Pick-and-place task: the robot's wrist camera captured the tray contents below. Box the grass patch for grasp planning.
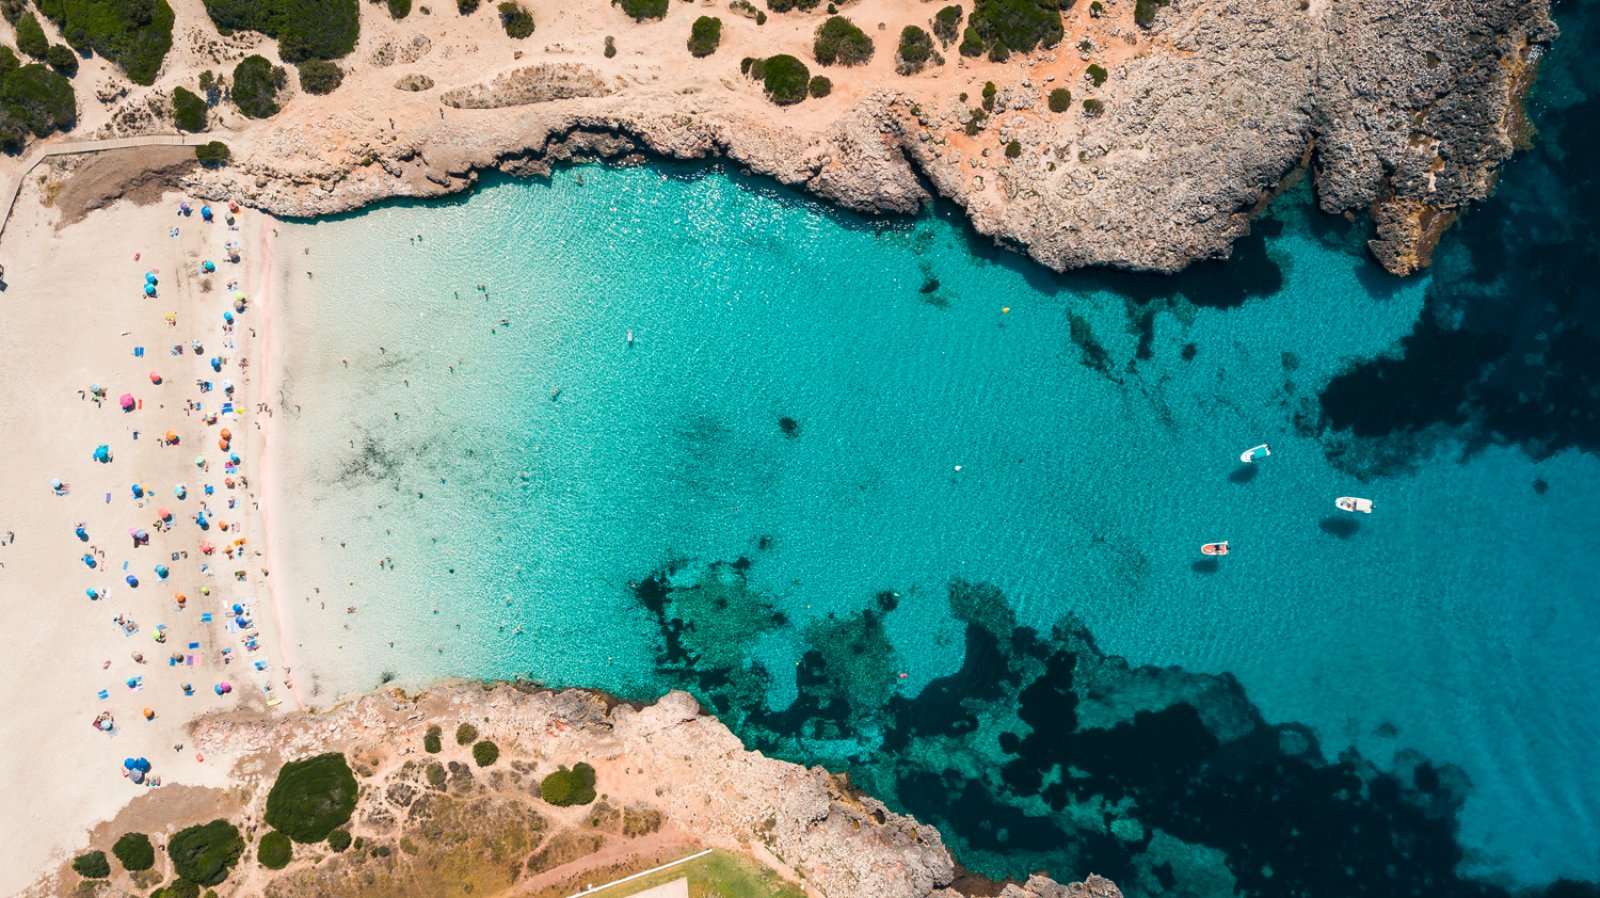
[168,820,242,886]
[113,832,155,872]
[455,722,478,745]
[605,850,804,898]
[264,752,359,843]
[539,762,597,806]
[257,831,292,870]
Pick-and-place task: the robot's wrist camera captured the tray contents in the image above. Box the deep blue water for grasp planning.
[269,4,1600,896]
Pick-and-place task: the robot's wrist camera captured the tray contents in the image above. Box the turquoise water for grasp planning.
[270,13,1600,894]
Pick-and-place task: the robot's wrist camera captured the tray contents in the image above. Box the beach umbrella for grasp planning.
[120,393,135,409]
[134,529,150,543]
[82,554,96,568]
[209,357,222,372]
[233,298,246,312]
[194,456,206,468]
[231,603,243,614]
[76,526,88,541]
[144,284,156,297]
[220,428,232,440]
[125,575,138,587]
[92,445,110,463]
[196,514,209,531]
[157,508,172,521]
[201,206,213,221]
[129,769,145,784]
[123,758,136,770]
[179,202,190,214]
[134,757,150,771]
[199,541,213,554]
[87,588,99,599]
[164,431,178,444]
[228,452,240,465]
[221,380,233,394]
[155,565,169,579]
[131,484,144,498]
[201,260,215,273]
[145,271,157,283]
[175,483,187,499]
[222,311,234,324]
[142,707,154,720]
[149,372,162,384]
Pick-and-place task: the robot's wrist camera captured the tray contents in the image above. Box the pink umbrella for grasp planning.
[157,508,172,521]
[119,393,135,410]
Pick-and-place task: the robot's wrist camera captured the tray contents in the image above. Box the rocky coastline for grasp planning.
[141,0,1557,276]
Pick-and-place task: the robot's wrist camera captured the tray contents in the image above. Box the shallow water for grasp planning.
[270,7,1600,894]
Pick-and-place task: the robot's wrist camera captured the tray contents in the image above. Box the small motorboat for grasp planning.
[1201,542,1230,556]
[626,329,635,348]
[1335,496,1374,514]
[1239,444,1271,463]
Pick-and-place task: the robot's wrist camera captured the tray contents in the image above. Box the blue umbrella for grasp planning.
[201,260,215,273]
[83,554,97,568]
[195,514,209,531]
[231,603,243,614]
[209,357,222,372]
[87,588,100,599]
[155,565,169,579]
[125,575,139,587]
[201,206,213,221]
[75,526,88,541]
[222,311,234,324]
[144,284,156,297]
[133,758,150,772]
[228,452,240,464]
[131,484,144,498]
[93,445,110,463]
[145,271,157,283]
[123,758,136,769]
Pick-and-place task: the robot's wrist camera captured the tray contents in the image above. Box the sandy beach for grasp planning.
[0,182,295,895]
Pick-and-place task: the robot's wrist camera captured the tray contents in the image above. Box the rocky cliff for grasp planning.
[149,0,1553,275]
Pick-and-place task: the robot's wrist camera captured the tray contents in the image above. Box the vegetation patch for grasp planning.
[423,725,442,753]
[808,74,829,98]
[150,880,200,898]
[73,851,111,879]
[14,11,48,57]
[932,4,962,45]
[765,0,819,12]
[812,15,871,66]
[1005,139,1021,158]
[231,54,283,117]
[1082,96,1104,115]
[472,739,500,766]
[113,832,156,872]
[0,63,77,152]
[201,0,359,61]
[1048,86,1071,112]
[1134,0,1170,28]
[964,0,1061,57]
[265,752,359,843]
[386,0,411,17]
[895,24,933,74]
[194,140,229,165]
[45,44,77,74]
[168,819,243,886]
[35,0,173,84]
[539,762,598,806]
[297,58,343,94]
[1086,62,1107,86]
[326,829,352,852]
[497,1,533,37]
[613,0,666,20]
[455,722,478,745]
[687,15,720,57]
[172,85,205,130]
[257,831,292,870]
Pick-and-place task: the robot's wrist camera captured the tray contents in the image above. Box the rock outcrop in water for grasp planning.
[156,0,1554,276]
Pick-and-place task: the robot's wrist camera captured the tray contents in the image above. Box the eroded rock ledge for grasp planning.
[170,0,1553,276]
[176,683,1118,898]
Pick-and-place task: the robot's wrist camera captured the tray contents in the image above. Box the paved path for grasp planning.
[0,133,208,244]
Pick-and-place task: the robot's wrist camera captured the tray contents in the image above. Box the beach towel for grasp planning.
[188,642,200,649]
[200,613,212,623]
[97,689,108,699]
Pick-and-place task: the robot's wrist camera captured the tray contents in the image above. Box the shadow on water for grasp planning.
[1228,465,1260,485]
[1317,516,1361,539]
[1190,558,1222,574]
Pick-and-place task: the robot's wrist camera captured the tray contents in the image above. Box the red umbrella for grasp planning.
[149,372,162,384]
[157,508,172,521]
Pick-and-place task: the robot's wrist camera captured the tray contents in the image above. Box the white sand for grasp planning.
[0,186,295,896]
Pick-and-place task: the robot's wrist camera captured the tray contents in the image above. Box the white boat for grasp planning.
[1239,444,1271,464]
[1201,541,1230,556]
[1335,496,1374,514]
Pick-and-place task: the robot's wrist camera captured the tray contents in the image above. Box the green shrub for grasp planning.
[604,34,615,56]
[113,832,156,872]
[296,58,342,94]
[1133,0,1168,28]
[755,10,765,24]
[987,38,1008,61]
[0,0,22,23]
[812,15,871,66]
[151,880,201,898]
[687,15,720,57]
[765,0,819,11]
[1005,139,1021,158]
[1082,97,1103,115]
[895,25,932,74]
[455,722,478,745]
[257,832,292,870]
[73,851,111,879]
[423,725,442,753]
[201,0,358,61]
[231,54,281,118]
[612,0,665,20]
[539,763,598,806]
[965,0,1060,57]
[457,0,477,10]
[472,740,500,767]
[172,85,205,130]
[45,43,77,74]
[932,4,962,45]
[1047,86,1070,111]
[34,0,174,84]
[15,11,48,57]
[0,63,76,151]
[326,829,352,852]
[981,79,995,110]
[957,25,982,57]
[0,45,18,75]
[759,53,807,105]
[168,820,243,886]
[264,753,359,843]
[497,1,532,37]
[425,762,446,789]
[1086,62,1106,86]
[808,74,829,97]
[194,140,229,165]
[387,0,410,17]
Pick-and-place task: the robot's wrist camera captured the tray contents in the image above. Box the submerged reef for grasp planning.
[633,558,1600,898]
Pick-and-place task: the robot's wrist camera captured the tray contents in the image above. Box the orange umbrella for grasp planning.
[164,431,178,444]
[217,438,229,451]
[219,428,232,440]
